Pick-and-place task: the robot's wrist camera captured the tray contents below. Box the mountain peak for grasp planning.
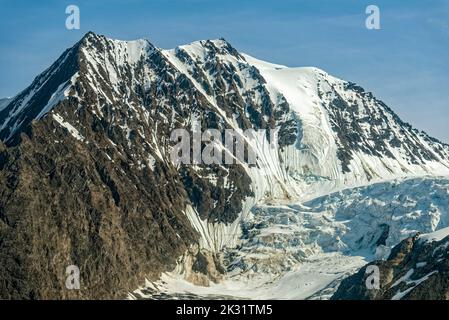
[78,30,107,46]
[2,31,449,300]
[81,30,97,39]
[2,31,449,181]
[79,32,155,58]
[0,32,160,143]
[172,37,244,62]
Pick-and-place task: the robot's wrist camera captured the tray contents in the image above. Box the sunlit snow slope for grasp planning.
[243,54,449,196]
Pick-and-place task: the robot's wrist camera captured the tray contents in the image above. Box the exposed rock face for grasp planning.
[0,92,199,299]
[1,31,449,299]
[0,34,219,299]
[332,230,449,300]
[0,32,285,299]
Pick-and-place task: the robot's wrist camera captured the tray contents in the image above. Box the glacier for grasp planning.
[131,177,449,299]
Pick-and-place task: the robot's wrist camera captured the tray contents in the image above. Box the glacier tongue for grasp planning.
[134,176,449,299]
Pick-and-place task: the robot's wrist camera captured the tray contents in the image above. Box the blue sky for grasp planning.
[1,0,448,141]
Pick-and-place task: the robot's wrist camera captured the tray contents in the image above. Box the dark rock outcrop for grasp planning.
[332,232,449,300]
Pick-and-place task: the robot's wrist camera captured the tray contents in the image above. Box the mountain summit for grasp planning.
[0,32,448,299]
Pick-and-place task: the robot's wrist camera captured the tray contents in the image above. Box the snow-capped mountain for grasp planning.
[0,32,448,299]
